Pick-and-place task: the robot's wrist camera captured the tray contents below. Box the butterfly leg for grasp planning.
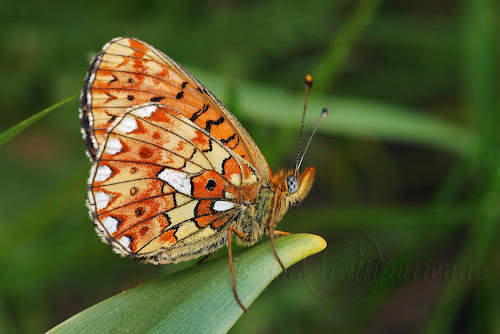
[196,253,211,264]
[269,192,287,272]
[227,226,249,312]
[273,230,291,236]
[269,225,286,272]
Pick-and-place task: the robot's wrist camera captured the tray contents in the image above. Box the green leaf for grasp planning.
[0,94,77,148]
[48,234,326,334]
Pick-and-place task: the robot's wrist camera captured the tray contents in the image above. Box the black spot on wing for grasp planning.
[190,104,209,122]
[205,117,224,133]
[229,136,240,149]
[221,133,236,144]
[205,179,216,191]
[150,96,165,102]
[107,114,117,124]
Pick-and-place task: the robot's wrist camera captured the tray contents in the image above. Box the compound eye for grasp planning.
[286,175,299,194]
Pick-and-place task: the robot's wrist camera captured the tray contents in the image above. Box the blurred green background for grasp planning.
[1,0,499,333]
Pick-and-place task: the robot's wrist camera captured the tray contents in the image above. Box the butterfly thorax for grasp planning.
[233,166,316,245]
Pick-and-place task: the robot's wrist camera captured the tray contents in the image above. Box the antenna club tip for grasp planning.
[305,74,313,87]
[321,108,329,117]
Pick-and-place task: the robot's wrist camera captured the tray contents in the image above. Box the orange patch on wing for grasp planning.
[148,106,176,125]
[106,135,184,168]
[209,123,233,142]
[192,171,227,198]
[139,226,149,236]
[117,214,172,252]
[96,161,163,183]
[128,39,149,57]
[158,66,170,78]
[222,157,240,179]
[242,164,253,179]
[212,215,230,229]
[241,184,258,201]
[101,193,175,233]
[191,130,210,151]
[132,118,147,134]
[139,146,154,159]
[175,140,186,152]
[195,214,219,227]
[158,229,176,244]
[95,179,163,208]
[196,200,213,216]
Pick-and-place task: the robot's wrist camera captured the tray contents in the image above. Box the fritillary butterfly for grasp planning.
[80,37,325,311]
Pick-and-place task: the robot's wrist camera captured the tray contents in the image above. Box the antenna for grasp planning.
[295,74,313,175]
[295,108,328,175]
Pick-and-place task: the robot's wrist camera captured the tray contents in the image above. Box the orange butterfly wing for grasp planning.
[80,37,270,180]
[88,104,261,263]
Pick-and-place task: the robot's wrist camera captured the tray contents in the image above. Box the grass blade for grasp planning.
[0,94,77,147]
[47,234,326,334]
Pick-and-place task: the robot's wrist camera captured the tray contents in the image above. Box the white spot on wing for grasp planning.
[230,174,241,186]
[117,115,138,133]
[102,216,119,233]
[95,165,113,181]
[95,191,111,210]
[134,105,157,118]
[213,201,235,212]
[118,236,132,252]
[157,169,191,195]
[106,138,122,154]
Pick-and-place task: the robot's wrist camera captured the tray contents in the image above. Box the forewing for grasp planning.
[87,104,260,263]
[80,37,269,180]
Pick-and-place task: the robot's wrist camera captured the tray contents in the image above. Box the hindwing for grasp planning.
[87,103,260,263]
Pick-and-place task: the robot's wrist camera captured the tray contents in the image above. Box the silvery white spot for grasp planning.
[118,236,132,252]
[95,165,113,181]
[102,216,119,233]
[213,200,235,212]
[134,105,157,118]
[157,169,191,195]
[117,116,138,133]
[106,138,122,155]
[95,191,111,210]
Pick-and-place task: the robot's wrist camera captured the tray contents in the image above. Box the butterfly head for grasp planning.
[267,167,315,227]
[284,166,316,205]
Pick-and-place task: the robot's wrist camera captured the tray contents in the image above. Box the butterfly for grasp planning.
[80,37,326,311]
